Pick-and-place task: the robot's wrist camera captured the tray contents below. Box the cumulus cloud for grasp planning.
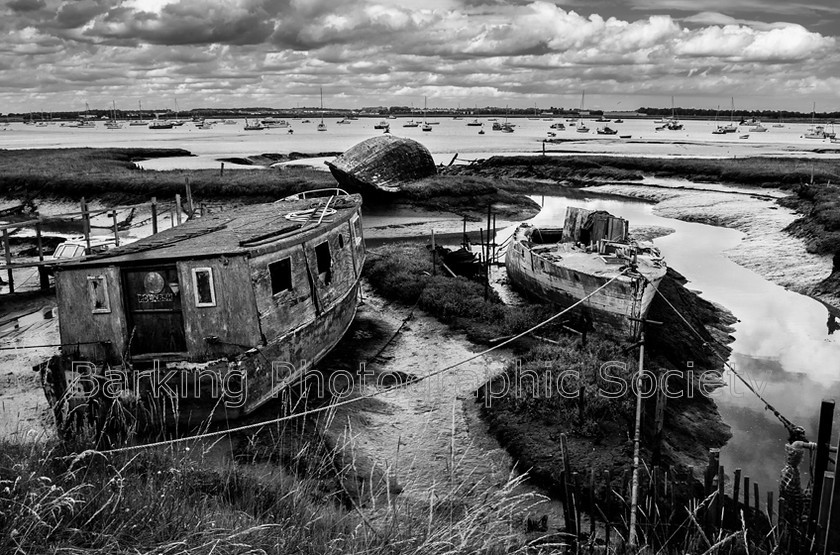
[0,0,837,111]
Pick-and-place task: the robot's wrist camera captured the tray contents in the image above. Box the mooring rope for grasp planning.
[647,278,802,439]
[62,269,630,459]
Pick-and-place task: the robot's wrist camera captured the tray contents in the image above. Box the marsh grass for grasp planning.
[0,147,336,204]
[456,154,840,188]
[363,243,560,343]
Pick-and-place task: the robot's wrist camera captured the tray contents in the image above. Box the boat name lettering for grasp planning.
[137,292,174,303]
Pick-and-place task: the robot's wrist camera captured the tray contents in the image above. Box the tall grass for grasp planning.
[0,406,540,555]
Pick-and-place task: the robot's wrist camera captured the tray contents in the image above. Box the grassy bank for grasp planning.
[444,154,839,189]
[0,148,337,204]
[0,421,532,555]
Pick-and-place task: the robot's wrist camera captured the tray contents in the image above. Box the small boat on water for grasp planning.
[749,123,768,132]
[373,121,390,129]
[505,207,666,337]
[261,118,290,128]
[40,189,366,431]
[596,125,617,135]
[550,122,565,130]
[149,116,174,130]
[466,119,483,126]
[403,120,419,127]
[243,119,264,131]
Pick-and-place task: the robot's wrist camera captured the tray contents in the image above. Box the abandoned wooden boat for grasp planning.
[505,207,666,338]
[325,135,437,194]
[40,189,366,431]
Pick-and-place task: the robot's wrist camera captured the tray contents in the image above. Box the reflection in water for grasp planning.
[528,193,840,493]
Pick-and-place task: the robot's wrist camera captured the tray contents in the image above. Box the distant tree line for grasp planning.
[3,105,838,121]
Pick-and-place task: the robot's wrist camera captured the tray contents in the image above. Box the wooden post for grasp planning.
[808,400,835,540]
[175,194,183,225]
[754,482,760,515]
[185,176,194,217]
[36,220,48,290]
[820,472,835,553]
[462,216,467,247]
[492,213,497,264]
[2,229,13,293]
[431,229,436,276]
[151,197,158,234]
[111,211,120,247]
[220,162,225,177]
[824,434,840,554]
[628,330,645,547]
[767,491,774,525]
[81,197,91,252]
[733,468,742,513]
[36,220,44,262]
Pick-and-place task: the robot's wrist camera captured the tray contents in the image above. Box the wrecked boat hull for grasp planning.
[505,244,662,338]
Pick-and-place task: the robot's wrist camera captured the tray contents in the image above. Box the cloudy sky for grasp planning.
[1,0,838,114]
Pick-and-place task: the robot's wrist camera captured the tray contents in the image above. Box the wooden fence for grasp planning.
[547,399,839,554]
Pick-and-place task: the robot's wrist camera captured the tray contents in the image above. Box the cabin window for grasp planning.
[269,257,293,294]
[315,241,332,284]
[191,267,216,307]
[338,234,345,249]
[87,275,110,314]
[350,215,363,246]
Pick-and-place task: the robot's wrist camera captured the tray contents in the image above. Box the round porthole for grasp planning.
[143,272,165,293]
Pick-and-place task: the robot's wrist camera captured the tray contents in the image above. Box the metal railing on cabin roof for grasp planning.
[275,188,349,202]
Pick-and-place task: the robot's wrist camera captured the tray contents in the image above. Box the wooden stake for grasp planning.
[808,400,835,540]
[175,194,183,225]
[2,229,13,293]
[185,176,194,217]
[36,220,48,290]
[431,229,436,276]
[628,330,645,547]
[733,468,742,513]
[151,197,158,234]
[81,197,91,253]
[111,211,120,246]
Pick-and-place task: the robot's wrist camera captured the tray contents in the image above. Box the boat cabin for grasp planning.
[54,191,365,368]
